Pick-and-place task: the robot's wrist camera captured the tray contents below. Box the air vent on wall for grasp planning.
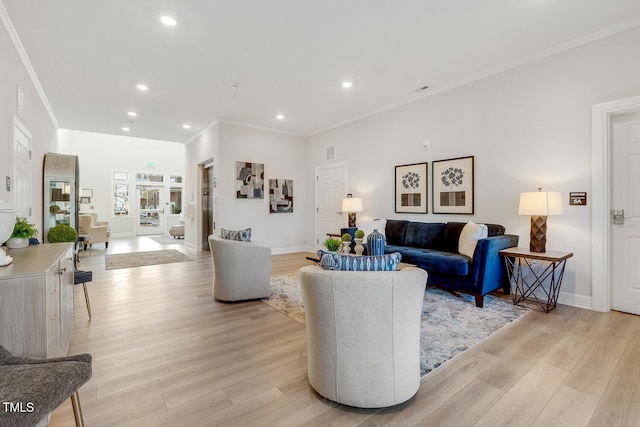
[326,145,335,161]
[414,85,429,93]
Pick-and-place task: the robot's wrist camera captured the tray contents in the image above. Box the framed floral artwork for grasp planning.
[432,156,474,214]
[395,162,428,213]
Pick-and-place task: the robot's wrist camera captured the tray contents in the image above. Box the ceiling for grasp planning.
[3,1,640,143]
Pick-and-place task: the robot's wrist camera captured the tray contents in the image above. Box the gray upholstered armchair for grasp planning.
[208,235,271,301]
[299,265,428,408]
[0,345,92,426]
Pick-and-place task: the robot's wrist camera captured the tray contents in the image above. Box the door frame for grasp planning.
[314,161,347,250]
[591,94,640,312]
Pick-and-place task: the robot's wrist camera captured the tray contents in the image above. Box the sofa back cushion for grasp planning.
[385,220,408,246]
[404,222,446,249]
[485,224,505,236]
[317,250,402,271]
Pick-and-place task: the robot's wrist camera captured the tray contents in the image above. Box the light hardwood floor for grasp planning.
[49,236,640,426]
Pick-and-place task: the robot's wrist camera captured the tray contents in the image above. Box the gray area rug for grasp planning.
[148,235,184,245]
[263,272,529,377]
[105,249,193,270]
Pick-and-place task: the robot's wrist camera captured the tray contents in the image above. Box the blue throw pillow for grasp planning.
[317,250,401,271]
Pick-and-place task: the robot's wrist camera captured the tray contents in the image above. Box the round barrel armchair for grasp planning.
[299,265,428,408]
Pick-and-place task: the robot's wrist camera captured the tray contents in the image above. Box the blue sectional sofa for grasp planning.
[380,220,519,307]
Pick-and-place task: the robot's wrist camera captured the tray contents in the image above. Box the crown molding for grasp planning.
[0,2,59,129]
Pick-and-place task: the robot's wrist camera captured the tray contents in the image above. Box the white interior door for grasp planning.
[12,118,32,219]
[611,111,640,315]
[136,185,164,235]
[315,163,346,250]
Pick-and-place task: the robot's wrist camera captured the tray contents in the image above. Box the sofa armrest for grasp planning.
[471,234,519,295]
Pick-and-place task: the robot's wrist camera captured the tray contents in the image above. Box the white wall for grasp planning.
[57,129,185,236]
[305,26,640,309]
[186,122,307,253]
[0,13,58,237]
[184,122,219,250]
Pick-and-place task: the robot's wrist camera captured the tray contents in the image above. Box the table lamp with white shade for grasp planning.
[341,195,363,228]
[518,188,563,253]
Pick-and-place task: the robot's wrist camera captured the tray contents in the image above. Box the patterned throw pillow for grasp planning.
[317,250,401,271]
[220,227,252,242]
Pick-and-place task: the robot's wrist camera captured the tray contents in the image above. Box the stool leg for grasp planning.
[70,390,85,427]
[82,282,92,319]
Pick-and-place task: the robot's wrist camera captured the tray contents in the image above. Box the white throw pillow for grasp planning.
[357,219,387,239]
[458,221,488,258]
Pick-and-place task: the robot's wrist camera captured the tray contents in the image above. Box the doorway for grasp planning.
[591,94,640,313]
[315,162,347,250]
[136,185,164,235]
[610,111,640,314]
[202,163,214,251]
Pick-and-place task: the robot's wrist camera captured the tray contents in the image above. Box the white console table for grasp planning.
[0,243,75,357]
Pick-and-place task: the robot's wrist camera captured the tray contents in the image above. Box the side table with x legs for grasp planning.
[499,248,573,312]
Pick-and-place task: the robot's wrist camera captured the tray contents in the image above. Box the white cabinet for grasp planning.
[0,243,75,357]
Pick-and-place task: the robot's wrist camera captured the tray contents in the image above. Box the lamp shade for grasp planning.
[518,191,563,216]
[341,197,363,213]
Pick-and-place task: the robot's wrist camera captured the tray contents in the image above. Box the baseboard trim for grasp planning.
[558,291,592,310]
[271,246,315,255]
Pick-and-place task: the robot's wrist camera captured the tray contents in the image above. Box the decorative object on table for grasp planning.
[341,233,352,254]
[367,228,386,256]
[269,178,293,213]
[341,194,363,227]
[322,236,342,252]
[47,223,78,244]
[7,216,38,249]
[235,161,264,199]
[432,156,474,214]
[395,162,428,213]
[0,201,16,266]
[518,188,563,253]
[354,229,365,255]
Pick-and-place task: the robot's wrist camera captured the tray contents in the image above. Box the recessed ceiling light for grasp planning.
[342,81,353,88]
[122,127,130,132]
[182,124,191,129]
[136,84,149,91]
[127,111,137,117]
[276,114,285,120]
[160,16,177,26]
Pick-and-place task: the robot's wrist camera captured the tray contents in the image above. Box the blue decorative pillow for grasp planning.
[220,227,251,242]
[317,250,401,271]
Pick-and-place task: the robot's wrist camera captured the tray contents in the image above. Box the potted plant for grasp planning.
[322,236,342,252]
[341,233,352,254]
[354,229,365,255]
[47,224,78,244]
[7,217,38,249]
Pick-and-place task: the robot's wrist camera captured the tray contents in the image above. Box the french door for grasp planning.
[135,185,164,235]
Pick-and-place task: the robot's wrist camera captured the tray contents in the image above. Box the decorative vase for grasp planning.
[354,238,364,256]
[342,242,351,254]
[7,237,29,249]
[367,229,385,256]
